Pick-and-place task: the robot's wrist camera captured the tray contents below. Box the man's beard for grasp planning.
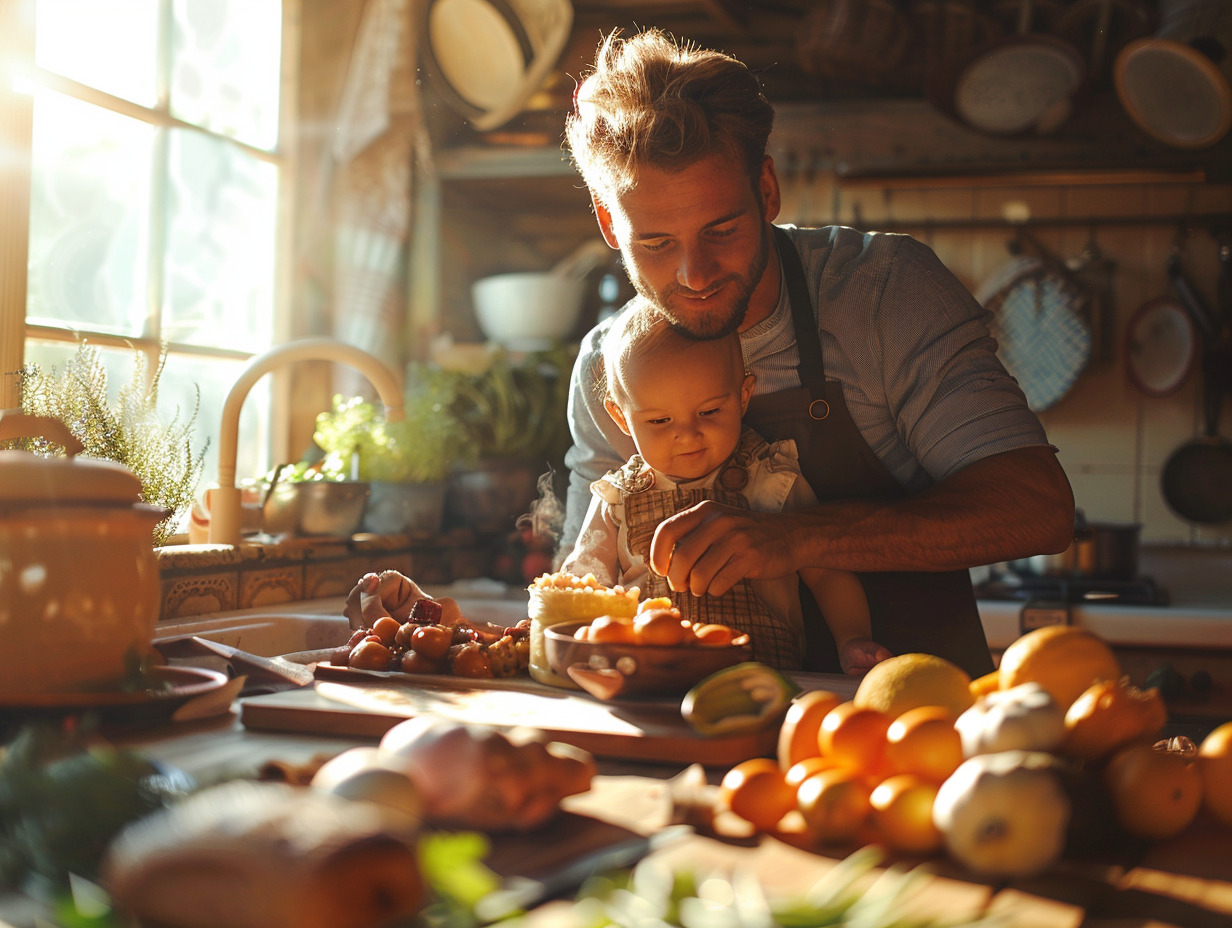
[628,221,772,341]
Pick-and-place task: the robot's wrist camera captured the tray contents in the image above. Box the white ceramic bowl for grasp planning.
[472,271,585,350]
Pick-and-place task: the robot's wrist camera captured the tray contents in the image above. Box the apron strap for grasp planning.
[773,226,829,408]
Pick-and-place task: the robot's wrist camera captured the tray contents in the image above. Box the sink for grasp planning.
[154,582,531,659]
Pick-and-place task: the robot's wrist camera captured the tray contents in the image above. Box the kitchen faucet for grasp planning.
[208,337,405,545]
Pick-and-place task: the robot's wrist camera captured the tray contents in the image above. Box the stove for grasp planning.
[974,573,1170,607]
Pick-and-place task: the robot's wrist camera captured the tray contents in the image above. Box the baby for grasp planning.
[561,300,890,674]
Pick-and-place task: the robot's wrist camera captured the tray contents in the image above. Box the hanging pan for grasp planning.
[1160,239,1232,524]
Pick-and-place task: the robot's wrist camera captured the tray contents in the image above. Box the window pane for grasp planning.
[34,0,160,107]
[170,0,282,150]
[163,128,278,351]
[26,90,154,336]
[165,352,272,493]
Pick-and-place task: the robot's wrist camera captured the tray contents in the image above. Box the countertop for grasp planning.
[4,685,1232,928]
[977,597,1232,651]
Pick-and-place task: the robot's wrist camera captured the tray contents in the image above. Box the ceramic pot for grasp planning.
[0,413,165,696]
[361,481,447,536]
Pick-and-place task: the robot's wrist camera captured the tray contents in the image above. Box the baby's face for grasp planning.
[607,337,753,482]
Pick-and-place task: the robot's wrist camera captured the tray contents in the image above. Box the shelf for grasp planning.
[435,145,576,180]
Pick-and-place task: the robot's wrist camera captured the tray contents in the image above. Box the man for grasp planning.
[559,28,1074,676]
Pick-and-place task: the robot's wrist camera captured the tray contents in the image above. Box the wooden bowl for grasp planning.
[542,622,752,701]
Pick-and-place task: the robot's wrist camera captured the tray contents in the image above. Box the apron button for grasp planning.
[809,399,830,420]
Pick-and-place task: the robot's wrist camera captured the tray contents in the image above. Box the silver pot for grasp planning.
[1010,520,1141,581]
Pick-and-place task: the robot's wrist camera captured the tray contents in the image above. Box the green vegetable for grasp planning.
[0,724,194,894]
[681,662,800,737]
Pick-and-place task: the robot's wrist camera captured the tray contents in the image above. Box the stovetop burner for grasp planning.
[974,573,1170,606]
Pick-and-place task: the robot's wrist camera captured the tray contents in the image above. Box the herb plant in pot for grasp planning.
[312,385,474,536]
[425,345,574,536]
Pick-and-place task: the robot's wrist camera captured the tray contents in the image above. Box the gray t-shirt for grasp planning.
[560,224,1049,549]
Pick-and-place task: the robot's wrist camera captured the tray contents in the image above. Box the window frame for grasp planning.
[0,0,300,468]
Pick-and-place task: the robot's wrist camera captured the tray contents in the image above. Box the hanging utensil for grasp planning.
[1160,238,1232,524]
[1125,296,1198,397]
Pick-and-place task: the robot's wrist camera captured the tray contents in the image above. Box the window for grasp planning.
[1,0,292,526]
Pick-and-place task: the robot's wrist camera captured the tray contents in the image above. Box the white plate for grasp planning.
[1125,296,1197,397]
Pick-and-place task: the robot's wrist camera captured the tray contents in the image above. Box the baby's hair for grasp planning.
[595,298,746,406]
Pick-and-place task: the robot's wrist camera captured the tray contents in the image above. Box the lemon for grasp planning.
[681,662,800,737]
[853,653,974,718]
[998,626,1121,712]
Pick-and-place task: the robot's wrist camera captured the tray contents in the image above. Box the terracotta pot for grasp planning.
[0,414,165,696]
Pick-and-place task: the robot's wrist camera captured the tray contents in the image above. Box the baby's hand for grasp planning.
[838,638,894,675]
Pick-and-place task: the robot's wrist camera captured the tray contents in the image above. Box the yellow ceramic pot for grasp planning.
[0,414,165,696]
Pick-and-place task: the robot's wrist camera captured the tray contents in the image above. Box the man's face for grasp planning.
[594,152,781,338]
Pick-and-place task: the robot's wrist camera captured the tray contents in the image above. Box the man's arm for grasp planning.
[649,444,1075,597]
[559,319,635,554]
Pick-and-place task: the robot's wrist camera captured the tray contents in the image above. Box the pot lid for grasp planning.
[0,451,144,507]
[1115,38,1232,149]
[1125,296,1197,397]
[0,412,143,506]
[953,34,1086,135]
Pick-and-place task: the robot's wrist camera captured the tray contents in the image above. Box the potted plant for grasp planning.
[8,343,207,546]
[311,380,474,536]
[420,344,575,537]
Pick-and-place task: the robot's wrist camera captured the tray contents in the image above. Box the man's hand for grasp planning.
[647,447,1075,598]
[648,501,798,596]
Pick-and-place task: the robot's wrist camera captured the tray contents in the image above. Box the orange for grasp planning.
[1061,677,1168,761]
[588,615,636,644]
[1104,739,1203,839]
[819,701,891,778]
[784,754,842,790]
[633,609,690,646]
[884,706,964,783]
[970,669,1000,698]
[796,766,872,845]
[852,653,973,718]
[776,689,844,770]
[1197,721,1232,828]
[869,773,944,855]
[998,626,1122,712]
[693,623,736,646]
[718,757,797,832]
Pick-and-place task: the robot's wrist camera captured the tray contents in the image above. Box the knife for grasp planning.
[163,637,317,688]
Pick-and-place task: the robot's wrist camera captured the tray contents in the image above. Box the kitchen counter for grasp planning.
[977,598,1232,651]
[4,684,1232,928]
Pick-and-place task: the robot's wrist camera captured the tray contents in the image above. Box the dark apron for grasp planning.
[742,227,995,677]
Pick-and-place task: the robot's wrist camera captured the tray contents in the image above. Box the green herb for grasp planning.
[563,847,1007,928]
[313,386,474,485]
[417,345,575,465]
[10,343,207,546]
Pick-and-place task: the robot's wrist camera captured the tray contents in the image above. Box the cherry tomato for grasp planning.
[410,624,453,661]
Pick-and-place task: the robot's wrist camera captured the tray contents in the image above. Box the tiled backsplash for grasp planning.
[154,530,494,622]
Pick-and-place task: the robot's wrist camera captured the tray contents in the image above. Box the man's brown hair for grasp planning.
[565,28,775,203]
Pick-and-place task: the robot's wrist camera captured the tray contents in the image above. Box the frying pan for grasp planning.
[1161,240,1232,524]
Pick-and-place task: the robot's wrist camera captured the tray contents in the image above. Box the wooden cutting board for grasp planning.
[239,666,826,766]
